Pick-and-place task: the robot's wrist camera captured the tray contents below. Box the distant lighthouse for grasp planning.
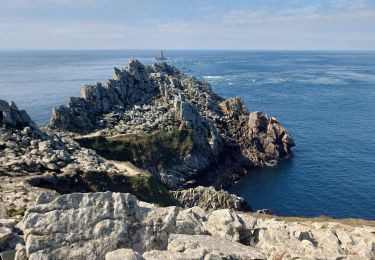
[155,50,167,61]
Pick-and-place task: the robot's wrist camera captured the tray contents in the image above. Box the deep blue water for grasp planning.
[1,50,374,219]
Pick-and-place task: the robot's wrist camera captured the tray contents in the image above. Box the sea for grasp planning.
[0,50,374,219]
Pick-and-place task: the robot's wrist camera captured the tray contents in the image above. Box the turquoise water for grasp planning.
[1,50,374,219]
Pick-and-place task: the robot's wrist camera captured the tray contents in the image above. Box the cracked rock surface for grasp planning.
[20,192,375,260]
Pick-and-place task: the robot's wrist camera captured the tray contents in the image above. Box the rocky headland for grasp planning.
[48,59,295,189]
[1,59,374,259]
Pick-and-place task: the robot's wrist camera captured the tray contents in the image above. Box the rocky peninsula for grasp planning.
[49,59,295,189]
[1,59,374,259]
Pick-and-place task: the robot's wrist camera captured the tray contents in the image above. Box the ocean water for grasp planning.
[1,50,374,219]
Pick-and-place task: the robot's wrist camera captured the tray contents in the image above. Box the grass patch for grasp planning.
[29,170,178,207]
[84,171,178,207]
[77,130,194,170]
[8,206,27,217]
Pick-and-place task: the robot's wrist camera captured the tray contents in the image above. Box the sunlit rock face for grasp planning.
[21,192,375,260]
[49,59,295,188]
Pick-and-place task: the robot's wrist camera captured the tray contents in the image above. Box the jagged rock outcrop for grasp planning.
[48,59,295,188]
[0,101,123,175]
[0,100,35,128]
[0,100,141,216]
[220,97,295,166]
[21,192,375,260]
[50,59,158,133]
[0,101,248,217]
[172,186,251,211]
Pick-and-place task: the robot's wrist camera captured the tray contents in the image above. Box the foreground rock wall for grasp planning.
[20,192,375,260]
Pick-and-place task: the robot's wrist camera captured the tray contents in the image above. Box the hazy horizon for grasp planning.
[1,0,374,51]
[1,49,375,52]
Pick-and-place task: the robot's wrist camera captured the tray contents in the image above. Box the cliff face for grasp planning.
[49,59,295,188]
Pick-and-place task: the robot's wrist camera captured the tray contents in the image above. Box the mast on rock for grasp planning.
[155,50,167,61]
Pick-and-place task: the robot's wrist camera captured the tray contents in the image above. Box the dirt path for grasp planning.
[109,160,147,176]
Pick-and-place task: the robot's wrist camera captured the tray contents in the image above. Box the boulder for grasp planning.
[172,186,251,212]
[219,97,249,116]
[203,209,244,242]
[105,248,143,260]
[0,227,12,249]
[0,204,8,218]
[0,100,10,112]
[22,192,179,259]
[0,250,16,260]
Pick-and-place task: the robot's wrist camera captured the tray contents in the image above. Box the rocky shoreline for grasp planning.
[1,59,374,259]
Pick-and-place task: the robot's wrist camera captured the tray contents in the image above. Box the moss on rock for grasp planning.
[77,130,194,170]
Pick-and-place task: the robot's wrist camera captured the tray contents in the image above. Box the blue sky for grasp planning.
[0,0,374,50]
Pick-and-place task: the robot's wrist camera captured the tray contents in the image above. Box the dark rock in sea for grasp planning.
[256,209,272,215]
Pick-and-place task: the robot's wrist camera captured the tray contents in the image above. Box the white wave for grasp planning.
[203,75,223,79]
[265,160,278,167]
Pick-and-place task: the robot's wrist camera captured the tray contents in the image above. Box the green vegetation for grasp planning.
[8,206,27,217]
[84,171,178,207]
[77,130,194,169]
[72,130,193,206]
[32,169,178,207]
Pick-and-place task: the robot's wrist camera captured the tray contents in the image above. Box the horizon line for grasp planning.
[0,48,375,52]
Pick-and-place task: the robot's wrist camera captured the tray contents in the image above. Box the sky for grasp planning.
[0,0,374,50]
